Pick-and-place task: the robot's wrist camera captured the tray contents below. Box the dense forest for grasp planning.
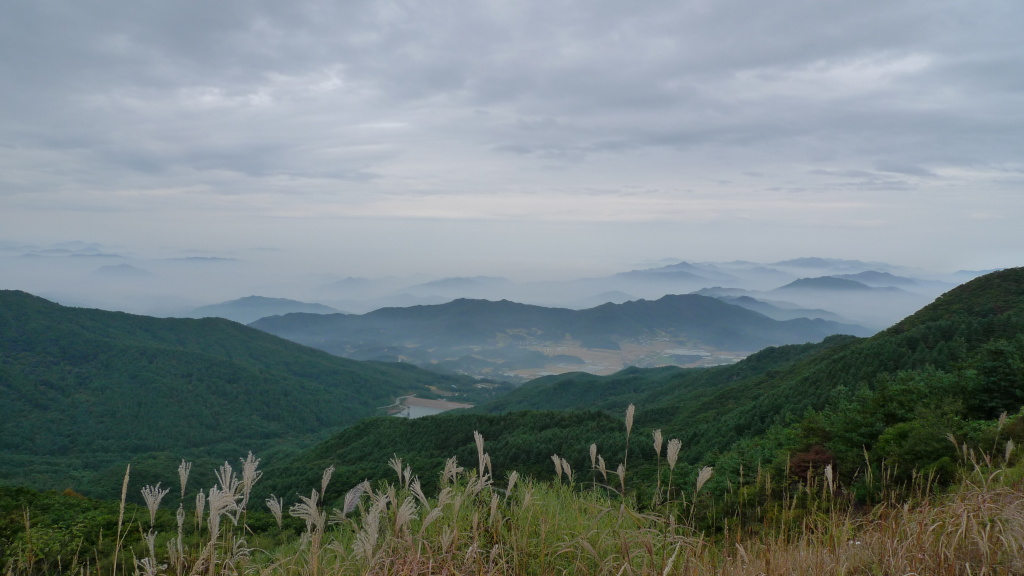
[0,290,506,498]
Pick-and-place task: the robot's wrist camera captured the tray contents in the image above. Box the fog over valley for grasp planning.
[0,240,970,322]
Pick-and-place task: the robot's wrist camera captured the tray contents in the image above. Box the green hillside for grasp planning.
[286,268,1024,502]
[0,290,495,497]
[260,410,631,501]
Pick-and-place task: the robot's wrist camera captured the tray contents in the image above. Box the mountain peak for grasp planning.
[776,277,873,291]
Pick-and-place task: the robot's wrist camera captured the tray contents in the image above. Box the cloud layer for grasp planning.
[1,0,1022,276]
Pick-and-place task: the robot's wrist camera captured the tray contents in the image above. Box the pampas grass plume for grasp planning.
[195,490,206,529]
[266,495,284,528]
[321,465,335,496]
[141,483,170,528]
[552,454,563,480]
[667,439,682,470]
[695,466,714,494]
[178,460,192,499]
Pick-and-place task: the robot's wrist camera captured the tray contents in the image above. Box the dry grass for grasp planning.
[6,414,1024,576]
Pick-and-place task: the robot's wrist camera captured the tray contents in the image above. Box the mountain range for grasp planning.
[188,295,341,324]
[2,243,968,326]
[265,266,1024,497]
[250,294,872,380]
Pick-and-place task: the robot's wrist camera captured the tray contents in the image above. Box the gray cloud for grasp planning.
[1,0,1022,279]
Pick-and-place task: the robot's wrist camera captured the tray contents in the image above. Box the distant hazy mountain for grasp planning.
[712,295,852,323]
[404,276,515,299]
[771,257,889,272]
[950,269,1004,282]
[91,263,154,278]
[832,270,920,287]
[776,277,877,291]
[693,274,937,330]
[766,276,933,329]
[571,290,637,309]
[251,295,871,379]
[190,295,340,324]
[618,261,740,284]
[293,257,968,320]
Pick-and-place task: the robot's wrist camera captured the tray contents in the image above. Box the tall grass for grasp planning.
[4,407,1023,575]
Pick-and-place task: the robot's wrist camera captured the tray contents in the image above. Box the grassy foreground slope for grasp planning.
[0,290,491,496]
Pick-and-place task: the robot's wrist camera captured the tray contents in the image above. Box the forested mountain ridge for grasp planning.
[251,294,870,379]
[472,267,1024,462]
[285,268,1024,499]
[0,290,493,496]
[254,294,869,350]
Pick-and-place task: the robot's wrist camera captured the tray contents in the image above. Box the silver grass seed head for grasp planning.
[207,485,241,538]
[420,506,444,535]
[141,483,170,528]
[389,456,404,484]
[489,492,500,525]
[178,460,192,499]
[394,496,418,535]
[240,453,262,496]
[166,540,178,567]
[343,481,371,516]
[506,470,519,496]
[474,430,485,477]
[289,489,325,534]
[215,462,239,497]
[590,443,598,468]
[135,556,164,576]
[695,466,714,494]
[144,529,157,559]
[551,454,563,480]
[667,439,682,470]
[625,404,636,437]
[442,456,463,485]
[266,495,284,528]
[410,477,428,506]
[194,490,206,528]
[653,429,663,457]
[321,465,335,496]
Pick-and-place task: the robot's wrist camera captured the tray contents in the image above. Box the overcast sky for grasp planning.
[1,0,1022,280]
